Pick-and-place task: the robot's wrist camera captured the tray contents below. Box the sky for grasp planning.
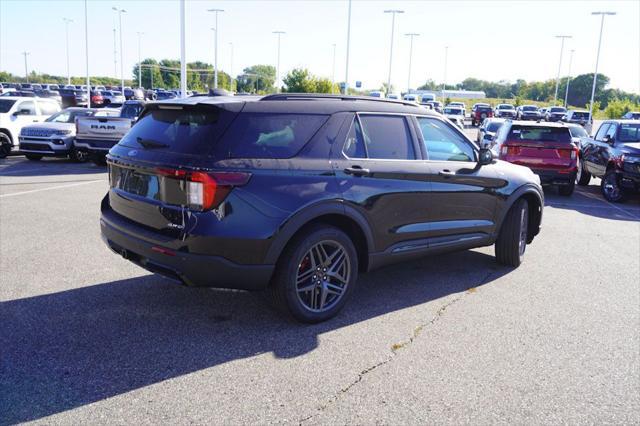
[1,0,639,94]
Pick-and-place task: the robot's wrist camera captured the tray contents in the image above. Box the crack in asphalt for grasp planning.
[298,269,498,424]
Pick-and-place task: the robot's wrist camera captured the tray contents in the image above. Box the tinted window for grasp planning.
[594,124,610,141]
[550,107,566,113]
[568,125,588,138]
[417,117,475,162]
[477,106,492,112]
[216,113,328,159]
[486,122,503,132]
[522,106,537,111]
[618,123,640,142]
[120,107,238,155]
[508,126,571,143]
[121,103,144,119]
[571,112,589,119]
[444,107,463,115]
[38,101,59,116]
[358,115,415,160]
[343,119,366,158]
[0,99,16,113]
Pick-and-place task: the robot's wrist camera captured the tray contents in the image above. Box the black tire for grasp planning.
[495,199,528,267]
[92,155,107,166]
[0,132,12,159]
[25,154,42,161]
[69,148,89,163]
[558,180,575,196]
[268,225,359,323]
[601,169,626,203]
[576,158,591,186]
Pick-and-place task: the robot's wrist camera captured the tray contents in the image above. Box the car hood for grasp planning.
[20,121,74,136]
[620,142,640,154]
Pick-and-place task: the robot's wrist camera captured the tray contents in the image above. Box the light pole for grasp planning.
[136,32,144,88]
[553,35,572,104]
[588,11,616,124]
[229,42,234,91]
[384,9,404,96]
[21,52,30,82]
[273,31,285,93]
[112,6,126,91]
[344,0,352,94]
[207,8,224,89]
[112,9,117,77]
[564,49,575,108]
[331,43,336,92]
[84,0,90,108]
[180,0,187,97]
[405,33,419,93]
[63,18,73,85]
[442,46,449,104]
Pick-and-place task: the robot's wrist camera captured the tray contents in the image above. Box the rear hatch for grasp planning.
[106,101,246,231]
[500,125,577,170]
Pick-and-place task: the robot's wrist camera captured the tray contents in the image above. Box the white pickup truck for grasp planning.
[74,100,145,164]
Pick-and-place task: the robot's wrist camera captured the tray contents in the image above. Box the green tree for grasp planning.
[283,68,317,93]
[236,65,276,93]
[314,77,337,94]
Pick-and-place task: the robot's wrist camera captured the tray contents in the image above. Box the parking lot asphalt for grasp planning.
[1,134,639,424]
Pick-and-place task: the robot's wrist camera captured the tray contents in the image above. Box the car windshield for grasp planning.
[498,105,514,110]
[550,107,566,113]
[508,126,571,143]
[487,122,503,132]
[46,109,93,123]
[523,106,537,111]
[618,123,640,142]
[0,99,16,113]
[444,108,462,115]
[571,112,589,119]
[568,125,588,138]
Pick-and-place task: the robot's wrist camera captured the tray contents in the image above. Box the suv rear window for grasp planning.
[619,123,640,142]
[215,113,328,159]
[571,112,589,119]
[477,106,492,112]
[508,126,571,143]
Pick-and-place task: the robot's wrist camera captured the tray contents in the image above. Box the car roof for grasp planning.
[605,119,640,124]
[150,94,436,115]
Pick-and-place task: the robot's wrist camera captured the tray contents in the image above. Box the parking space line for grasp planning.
[0,180,104,198]
[576,188,640,220]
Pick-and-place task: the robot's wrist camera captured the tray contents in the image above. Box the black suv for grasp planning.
[100,94,544,322]
[578,120,640,202]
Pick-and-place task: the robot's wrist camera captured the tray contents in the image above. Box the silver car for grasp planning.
[102,90,126,107]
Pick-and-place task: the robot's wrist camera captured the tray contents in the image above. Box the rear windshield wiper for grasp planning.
[136,137,169,149]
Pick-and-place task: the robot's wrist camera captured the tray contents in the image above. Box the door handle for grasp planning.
[344,166,370,176]
[439,169,455,177]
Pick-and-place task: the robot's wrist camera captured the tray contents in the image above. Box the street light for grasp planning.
[180,0,186,97]
[331,43,336,92]
[63,18,73,85]
[564,49,575,108]
[112,6,126,92]
[588,11,616,125]
[84,0,90,108]
[344,0,352,94]
[111,9,117,77]
[405,33,419,93]
[553,35,572,104]
[207,8,224,89]
[384,9,404,96]
[273,31,285,93]
[442,46,449,104]
[229,42,234,91]
[21,51,30,82]
[136,32,144,88]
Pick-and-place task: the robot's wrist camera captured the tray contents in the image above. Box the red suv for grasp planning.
[471,105,494,126]
[492,121,578,196]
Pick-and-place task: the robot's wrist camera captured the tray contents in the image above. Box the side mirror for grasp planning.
[13,109,30,116]
[478,148,494,166]
[603,135,614,145]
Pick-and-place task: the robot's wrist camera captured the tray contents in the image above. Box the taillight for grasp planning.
[157,168,251,211]
[500,145,520,157]
[557,148,578,160]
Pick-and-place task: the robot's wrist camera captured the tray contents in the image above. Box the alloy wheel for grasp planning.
[519,208,528,257]
[295,240,351,313]
[603,173,621,201]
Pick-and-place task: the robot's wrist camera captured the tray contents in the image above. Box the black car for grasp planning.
[577,120,640,202]
[58,88,88,108]
[545,106,566,122]
[100,93,544,322]
[517,105,541,121]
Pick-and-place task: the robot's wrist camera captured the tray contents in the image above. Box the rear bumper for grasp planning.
[531,169,576,185]
[74,138,119,152]
[100,205,274,291]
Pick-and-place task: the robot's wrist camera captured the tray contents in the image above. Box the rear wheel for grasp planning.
[601,169,626,203]
[576,158,591,186]
[92,154,107,166]
[558,180,575,196]
[269,225,358,323]
[0,132,11,159]
[70,148,89,163]
[25,154,42,161]
[495,199,528,267]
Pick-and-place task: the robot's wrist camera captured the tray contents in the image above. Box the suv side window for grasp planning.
[416,116,475,162]
[595,123,610,142]
[605,123,617,140]
[356,114,415,160]
[38,101,59,116]
[343,118,367,158]
[17,100,36,115]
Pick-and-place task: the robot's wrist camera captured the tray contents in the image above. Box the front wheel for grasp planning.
[558,180,575,196]
[0,133,11,159]
[269,225,358,323]
[576,159,591,186]
[601,170,626,203]
[495,199,529,267]
[70,148,89,163]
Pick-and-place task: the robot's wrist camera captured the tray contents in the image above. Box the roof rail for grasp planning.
[260,93,420,108]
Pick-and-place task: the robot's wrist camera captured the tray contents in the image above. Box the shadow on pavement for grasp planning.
[543,183,640,222]
[0,157,106,177]
[1,249,509,424]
